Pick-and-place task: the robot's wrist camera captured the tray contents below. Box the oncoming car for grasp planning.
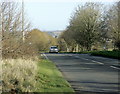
[49,46,58,53]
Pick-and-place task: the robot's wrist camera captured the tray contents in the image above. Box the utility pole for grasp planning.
[22,0,25,42]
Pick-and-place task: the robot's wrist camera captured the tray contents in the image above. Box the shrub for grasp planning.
[2,59,38,92]
[115,40,120,50]
[91,51,120,59]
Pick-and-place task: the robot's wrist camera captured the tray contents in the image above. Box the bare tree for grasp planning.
[104,2,120,50]
[0,1,31,59]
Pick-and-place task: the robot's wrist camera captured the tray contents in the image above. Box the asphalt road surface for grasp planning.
[44,53,120,94]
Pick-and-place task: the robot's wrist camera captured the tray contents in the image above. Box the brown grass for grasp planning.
[2,58,38,92]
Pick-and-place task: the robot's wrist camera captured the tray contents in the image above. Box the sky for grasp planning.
[24,0,115,31]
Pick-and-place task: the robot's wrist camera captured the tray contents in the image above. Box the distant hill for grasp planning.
[45,30,63,38]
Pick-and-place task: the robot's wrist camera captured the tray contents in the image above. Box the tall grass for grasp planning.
[2,59,38,92]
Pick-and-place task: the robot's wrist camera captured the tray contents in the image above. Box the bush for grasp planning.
[91,51,120,59]
[2,31,38,59]
[115,40,120,50]
[26,29,57,52]
[2,29,57,59]
[2,59,38,92]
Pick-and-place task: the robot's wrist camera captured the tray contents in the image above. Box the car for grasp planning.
[49,46,58,53]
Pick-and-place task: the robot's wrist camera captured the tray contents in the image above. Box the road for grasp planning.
[44,53,120,94]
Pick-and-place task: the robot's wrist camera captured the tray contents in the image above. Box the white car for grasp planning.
[49,46,58,53]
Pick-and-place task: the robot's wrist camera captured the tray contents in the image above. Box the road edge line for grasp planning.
[43,53,49,60]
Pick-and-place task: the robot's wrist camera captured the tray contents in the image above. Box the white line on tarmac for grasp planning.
[110,66,120,70]
[83,58,89,60]
[43,53,49,60]
[91,60,104,65]
[84,63,96,64]
[73,55,104,65]
[74,56,120,70]
[75,56,80,58]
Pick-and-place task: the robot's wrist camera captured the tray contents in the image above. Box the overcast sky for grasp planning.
[24,0,115,31]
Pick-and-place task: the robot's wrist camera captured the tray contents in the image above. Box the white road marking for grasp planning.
[83,58,89,60]
[75,56,104,65]
[75,56,80,58]
[70,55,120,70]
[96,62,104,65]
[81,57,120,70]
[85,63,96,64]
[91,60,104,65]
[43,53,49,60]
[110,66,120,70]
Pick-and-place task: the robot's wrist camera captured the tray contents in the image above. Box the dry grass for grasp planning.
[2,58,38,93]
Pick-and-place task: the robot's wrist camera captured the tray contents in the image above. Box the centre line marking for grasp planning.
[81,58,89,60]
[110,66,120,70]
[75,56,80,58]
[96,62,104,65]
[91,60,104,65]
[83,58,89,60]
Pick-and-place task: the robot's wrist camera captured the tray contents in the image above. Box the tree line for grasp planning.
[0,1,57,59]
[58,2,120,52]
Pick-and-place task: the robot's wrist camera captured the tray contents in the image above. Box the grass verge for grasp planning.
[35,60,74,92]
[2,58,74,93]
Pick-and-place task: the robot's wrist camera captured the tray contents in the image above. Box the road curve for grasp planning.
[44,53,120,94]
